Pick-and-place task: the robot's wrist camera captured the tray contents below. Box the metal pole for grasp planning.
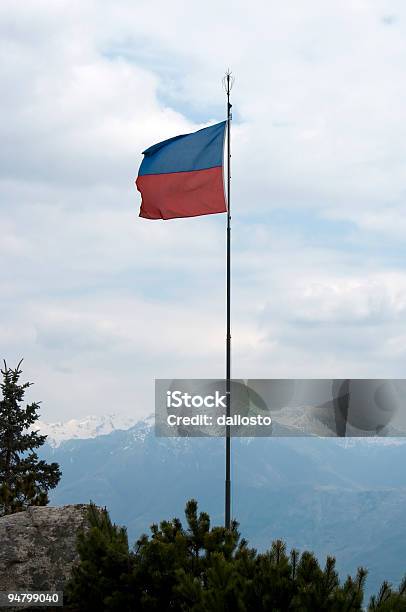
[224,71,233,530]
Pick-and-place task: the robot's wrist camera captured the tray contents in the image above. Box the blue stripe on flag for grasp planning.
[138,121,226,176]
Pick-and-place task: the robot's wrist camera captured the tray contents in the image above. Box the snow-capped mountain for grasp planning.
[35,413,153,447]
[270,404,406,442]
[35,407,406,448]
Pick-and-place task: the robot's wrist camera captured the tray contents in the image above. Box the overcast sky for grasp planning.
[1,0,406,422]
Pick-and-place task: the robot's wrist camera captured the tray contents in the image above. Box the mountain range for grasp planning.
[35,414,141,447]
[38,415,406,600]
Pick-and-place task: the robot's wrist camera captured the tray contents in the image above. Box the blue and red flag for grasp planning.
[136,122,227,220]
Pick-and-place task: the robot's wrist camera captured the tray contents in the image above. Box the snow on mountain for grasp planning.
[35,414,153,447]
[33,407,406,448]
[271,404,406,444]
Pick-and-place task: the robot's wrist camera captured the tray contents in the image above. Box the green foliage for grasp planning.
[0,360,61,516]
[66,499,406,611]
[66,503,135,611]
[368,576,406,611]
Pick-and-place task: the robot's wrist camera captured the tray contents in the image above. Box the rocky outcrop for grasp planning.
[0,504,89,593]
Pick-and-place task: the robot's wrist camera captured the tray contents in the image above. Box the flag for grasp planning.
[136,121,227,220]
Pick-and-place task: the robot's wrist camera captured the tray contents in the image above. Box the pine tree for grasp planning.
[0,360,61,516]
[368,577,406,611]
[65,503,135,612]
[66,500,406,611]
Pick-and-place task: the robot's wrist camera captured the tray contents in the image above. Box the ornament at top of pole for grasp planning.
[222,70,234,118]
[222,70,235,100]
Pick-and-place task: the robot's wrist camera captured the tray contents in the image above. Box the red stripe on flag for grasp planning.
[136,166,226,220]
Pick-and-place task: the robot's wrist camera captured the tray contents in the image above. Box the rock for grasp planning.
[0,504,90,594]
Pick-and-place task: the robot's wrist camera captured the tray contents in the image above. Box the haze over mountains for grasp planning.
[39,415,406,600]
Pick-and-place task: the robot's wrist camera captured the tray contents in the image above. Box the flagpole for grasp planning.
[223,71,233,530]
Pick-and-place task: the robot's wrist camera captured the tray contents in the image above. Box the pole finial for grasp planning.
[222,70,235,95]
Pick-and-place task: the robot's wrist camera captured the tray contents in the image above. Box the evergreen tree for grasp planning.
[368,577,406,611]
[66,503,135,612]
[67,499,406,611]
[0,360,61,516]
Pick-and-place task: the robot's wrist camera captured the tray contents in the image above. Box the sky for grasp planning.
[1,0,406,422]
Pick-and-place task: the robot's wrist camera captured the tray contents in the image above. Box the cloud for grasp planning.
[381,15,398,25]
